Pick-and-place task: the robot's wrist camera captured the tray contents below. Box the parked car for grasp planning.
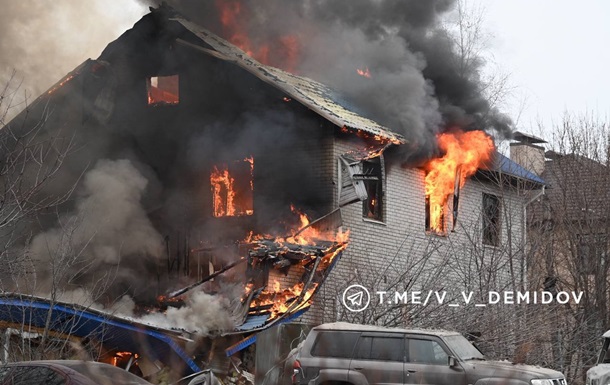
[0,360,153,385]
[286,322,566,385]
[586,329,610,385]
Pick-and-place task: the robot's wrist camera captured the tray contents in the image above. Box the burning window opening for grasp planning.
[147,75,179,105]
[425,195,446,234]
[362,158,384,221]
[210,157,254,217]
[424,130,495,236]
[111,351,139,369]
[482,193,501,246]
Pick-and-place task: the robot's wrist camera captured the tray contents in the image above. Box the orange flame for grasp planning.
[47,75,75,95]
[357,67,371,78]
[210,158,254,217]
[211,165,236,217]
[251,282,319,320]
[111,351,137,367]
[243,206,349,319]
[423,130,494,233]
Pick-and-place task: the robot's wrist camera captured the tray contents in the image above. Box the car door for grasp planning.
[404,336,467,385]
[349,333,405,385]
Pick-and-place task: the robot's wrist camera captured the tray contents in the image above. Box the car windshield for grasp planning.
[443,335,485,361]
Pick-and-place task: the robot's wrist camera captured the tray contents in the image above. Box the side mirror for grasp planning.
[448,356,457,367]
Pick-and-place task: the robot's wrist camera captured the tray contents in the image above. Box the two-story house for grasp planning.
[1,4,545,379]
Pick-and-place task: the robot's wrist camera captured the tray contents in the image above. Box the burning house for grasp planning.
[0,2,546,381]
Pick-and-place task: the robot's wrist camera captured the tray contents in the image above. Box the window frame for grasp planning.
[425,195,447,234]
[146,74,180,106]
[310,331,361,358]
[577,233,607,275]
[405,337,451,365]
[482,193,502,246]
[353,333,406,362]
[361,156,385,223]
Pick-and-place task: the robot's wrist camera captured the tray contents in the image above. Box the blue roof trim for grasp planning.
[494,153,545,185]
[224,307,310,357]
[225,334,257,356]
[0,297,201,374]
[236,315,269,331]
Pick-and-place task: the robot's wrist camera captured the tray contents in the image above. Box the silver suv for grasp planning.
[287,322,566,385]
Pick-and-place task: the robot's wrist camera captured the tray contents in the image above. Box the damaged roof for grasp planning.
[495,152,545,185]
[169,14,405,144]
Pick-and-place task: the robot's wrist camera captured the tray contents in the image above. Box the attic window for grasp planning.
[147,75,179,105]
[362,157,384,222]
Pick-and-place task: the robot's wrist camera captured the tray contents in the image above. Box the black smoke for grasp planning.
[139,0,513,161]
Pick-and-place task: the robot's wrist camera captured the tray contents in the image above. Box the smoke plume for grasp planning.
[28,159,163,294]
[0,0,146,120]
[135,0,513,159]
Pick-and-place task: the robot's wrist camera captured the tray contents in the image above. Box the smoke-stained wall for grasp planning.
[3,11,335,305]
[136,0,513,163]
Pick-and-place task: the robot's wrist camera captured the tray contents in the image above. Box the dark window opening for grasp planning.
[425,195,446,234]
[577,233,607,275]
[210,157,254,217]
[147,75,179,105]
[362,158,383,221]
[483,193,501,246]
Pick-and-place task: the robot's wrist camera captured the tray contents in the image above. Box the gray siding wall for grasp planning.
[296,137,527,337]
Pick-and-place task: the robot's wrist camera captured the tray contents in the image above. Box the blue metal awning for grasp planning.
[0,295,201,374]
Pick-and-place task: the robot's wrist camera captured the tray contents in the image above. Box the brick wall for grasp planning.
[295,136,529,343]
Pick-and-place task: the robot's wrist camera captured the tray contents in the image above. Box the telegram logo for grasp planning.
[342,284,371,312]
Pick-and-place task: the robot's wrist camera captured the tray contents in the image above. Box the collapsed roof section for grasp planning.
[0,293,201,374]
[170,15,405,144]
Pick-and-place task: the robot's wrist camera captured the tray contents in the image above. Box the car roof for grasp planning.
[312,322,461,337]
[5,360,153,384]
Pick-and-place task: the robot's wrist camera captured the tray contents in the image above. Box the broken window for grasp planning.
[147,75,179,105]
[210,157,254,217]
[425,195,446,234]
[482,193,501,246]
[361,157,384,221]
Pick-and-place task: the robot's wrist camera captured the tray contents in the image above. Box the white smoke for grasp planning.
[29,159,163,285]
[141,291,235,335]
[0,1,147,120]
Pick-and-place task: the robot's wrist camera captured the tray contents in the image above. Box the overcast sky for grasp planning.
[479,0,610,135]
[1,0,608,138]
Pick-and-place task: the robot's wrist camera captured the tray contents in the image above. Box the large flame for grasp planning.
[244,207,349,319]
[210,158,254,217]
[423,130,494,233]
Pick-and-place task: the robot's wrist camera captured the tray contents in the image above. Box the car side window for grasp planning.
[354,336,404,362]
[8,366,67,385]
[311,331,360,358]
[407,339,449,365]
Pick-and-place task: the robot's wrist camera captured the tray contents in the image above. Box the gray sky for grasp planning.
[479,0,610,134]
